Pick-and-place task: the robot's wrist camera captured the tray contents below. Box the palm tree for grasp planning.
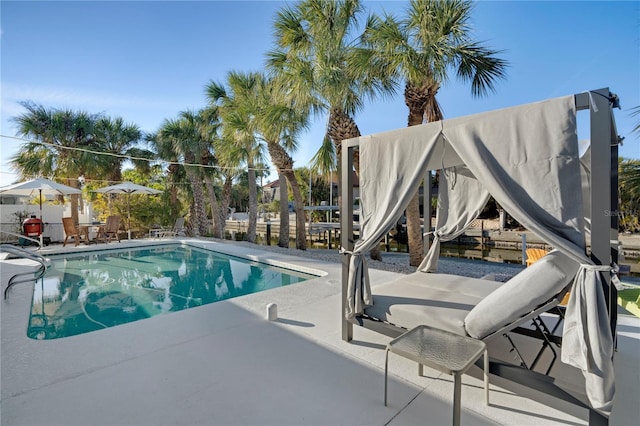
[310,134,337,214]
[631,106,640,136]
[215,156,239,240]
[268,0,395,154]
[310,135,336,179]
[252,73,311,249]
[361,0,508,265]
[11,102,99,225]
[619,158,640,232]
[93,117,152,183]
[206,72,266,243]
[194,107,228,239]
[267,0,396,257]
[146,131,185,223]
[157,111,210,236]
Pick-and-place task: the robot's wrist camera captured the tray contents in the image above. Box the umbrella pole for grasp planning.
[39,189,43,249]
[127,194,131,240]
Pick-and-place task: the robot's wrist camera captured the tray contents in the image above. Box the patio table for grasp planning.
[149,228,164,239]
[384,325,489,426]
[79,223,104,243]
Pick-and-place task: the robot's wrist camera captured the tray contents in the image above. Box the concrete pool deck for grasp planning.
[1,238,639,425]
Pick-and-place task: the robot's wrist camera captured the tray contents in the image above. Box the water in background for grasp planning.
[225,231,640,278]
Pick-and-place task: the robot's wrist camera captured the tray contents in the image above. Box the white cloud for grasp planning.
[1,82,175,114]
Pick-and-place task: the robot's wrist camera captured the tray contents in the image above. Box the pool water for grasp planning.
[28,245,315,340]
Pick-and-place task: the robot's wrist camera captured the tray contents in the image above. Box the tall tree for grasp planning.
[267,0,395,257]
[194,107,228,239]
[93,117,152,183]
[361,0,508,265]
[157,112,210,236]
[619,158,640,232]
[11,102,99,225]
[310,134,337,217]
[146,131,185,223]
[252,73,310,249]
[206,72,266,243]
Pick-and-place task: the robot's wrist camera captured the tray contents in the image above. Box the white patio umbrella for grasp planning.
[93,182,162,239]
[0,178,82,247]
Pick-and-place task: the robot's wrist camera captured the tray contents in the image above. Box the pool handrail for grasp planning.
[1,244,49,300]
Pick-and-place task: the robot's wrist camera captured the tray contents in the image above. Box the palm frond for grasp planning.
[309,134,336,174]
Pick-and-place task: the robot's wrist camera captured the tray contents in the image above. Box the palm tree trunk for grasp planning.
[186,168,208,237]
[403,82,436,266]
[66,178,80,226]
[277,170,290,247]
[168,163,180,220]
[219,175,233,237]
[327,108,381,259]
[203,174,223,238]
[187,202,196,237]
[405,192,423,266]
[267,142,306,248]
[246,164,258,243]
[282,169,307,250]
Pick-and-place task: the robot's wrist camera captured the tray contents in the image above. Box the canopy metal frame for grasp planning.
[339,88,619,424]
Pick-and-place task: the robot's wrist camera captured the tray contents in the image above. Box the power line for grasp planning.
[0,134,282,173]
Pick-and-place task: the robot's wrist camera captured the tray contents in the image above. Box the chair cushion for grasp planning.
[365,272,502,336]
[464,250,579,339]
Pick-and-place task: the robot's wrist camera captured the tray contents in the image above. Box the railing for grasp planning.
[1,244,49,300]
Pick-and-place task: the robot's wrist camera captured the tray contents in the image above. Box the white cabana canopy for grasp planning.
[340,89,619,417]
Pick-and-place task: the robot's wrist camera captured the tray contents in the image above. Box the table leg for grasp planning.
[384,348,389,406]
[418,363,423,377]
[453,372,461,426]
[484,349,490,406]
[80,226,91,244]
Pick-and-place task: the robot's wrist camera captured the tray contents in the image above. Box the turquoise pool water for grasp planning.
[28,245,315,340]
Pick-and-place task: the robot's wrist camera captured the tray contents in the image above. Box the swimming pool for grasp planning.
[28,245,316,340]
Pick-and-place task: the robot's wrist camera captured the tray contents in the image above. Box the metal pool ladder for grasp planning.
[1,244,49,300]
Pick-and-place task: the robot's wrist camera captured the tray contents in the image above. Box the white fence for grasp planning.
[0,202,94,244]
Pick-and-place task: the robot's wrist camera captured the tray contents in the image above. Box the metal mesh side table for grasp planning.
[384,325,489,426]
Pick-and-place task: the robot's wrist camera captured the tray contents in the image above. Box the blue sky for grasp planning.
[1,0,639,187]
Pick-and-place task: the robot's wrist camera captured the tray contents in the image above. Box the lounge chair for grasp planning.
[62,217,89,247]
[158,217,185,238]
[97,215,122,243]
[526,248,570,308]
[361,250,579,373]
[363,249,577,333]
[526,248,549,267]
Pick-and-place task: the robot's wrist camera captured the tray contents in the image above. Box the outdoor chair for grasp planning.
[62,217,89,247]
[361,250,579,375]
[97,215,122,243]
[525,248,549,267]
[158,217,185,238]
[526,248,569,307]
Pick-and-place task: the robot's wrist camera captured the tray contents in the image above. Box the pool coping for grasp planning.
[30,237,330,277]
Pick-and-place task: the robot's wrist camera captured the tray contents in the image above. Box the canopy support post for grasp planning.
[341,141,356,342]
[423,171,433,255]
[585,88,617,339]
